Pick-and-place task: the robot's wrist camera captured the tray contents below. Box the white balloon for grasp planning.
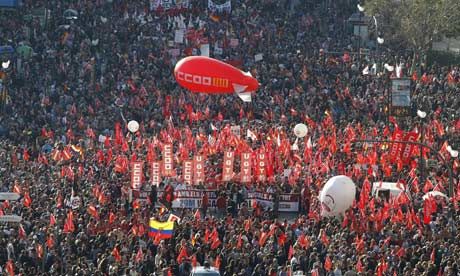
[127,120,139,133]
[319,175,356,217]
[293,123,308,138]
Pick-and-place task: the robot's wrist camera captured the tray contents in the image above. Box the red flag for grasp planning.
[6,260,14,276]
[87,204,99,219]
[46,235,54,248]
[236,234,243,249]
[36,244,44,259]
[194,209,201,221]
[13,183,21,194]
[423,179,434,193]
[49,213,56,227]
[356,259,364,273]
[112,246,122,262]
[109,212,116,224]
[192,255,197,267]
[18,224,26,239]
[259,231,269,247]
[135,248,143,263]
[211,236,221,250]
[288,245,294,260]
[324,256,332,272]
[177,246,188,264]
[320,230,329,246]
[23,191,32,208]
[431,248,436,263]
[215,255,221,269]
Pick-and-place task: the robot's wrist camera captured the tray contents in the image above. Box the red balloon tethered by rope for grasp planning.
[174,56,259,102]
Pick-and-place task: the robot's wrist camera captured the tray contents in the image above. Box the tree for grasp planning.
[362,0,460,53]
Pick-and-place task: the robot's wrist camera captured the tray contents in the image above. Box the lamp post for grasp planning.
[417,110,427,186]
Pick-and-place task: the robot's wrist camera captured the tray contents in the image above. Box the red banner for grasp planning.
[151,161,161,186]
[194,155,205,185]
[389,128,405,162]
[162,144,174,176]
[183,160,193,185]
[400,131,419,164]
[131,161,143,190]
[241,152,252,183]
[257,152,267,182]
[222,151,234,182]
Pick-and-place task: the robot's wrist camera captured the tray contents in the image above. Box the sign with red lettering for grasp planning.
[151,161,161,186]
[131,161,143,190]
[257,152,267,182]
[389,128,404,163]
[241,152,252,183]
[193,155,205,185]
[162,144,174,176]
[222,151,234,182]
[400,131,419,164]
[183,160,193,185]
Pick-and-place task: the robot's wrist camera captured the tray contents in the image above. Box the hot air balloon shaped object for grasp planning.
[319,175,356,217]
[174,56,259,102]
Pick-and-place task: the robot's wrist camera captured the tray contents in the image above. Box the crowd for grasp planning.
[0,0,460,275]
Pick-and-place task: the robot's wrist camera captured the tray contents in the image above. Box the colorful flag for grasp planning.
[148,219,174,239]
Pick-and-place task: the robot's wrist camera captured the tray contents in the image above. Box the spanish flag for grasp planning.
[149,219,174,239]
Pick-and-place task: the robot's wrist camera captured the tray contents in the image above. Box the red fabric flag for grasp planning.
[423,179,434,193]
[135,248,143,263]
[109,212,116,224]
[194,209,201,221]
[278,232,287,246]
[177,246,188,264]
[18,224,26,239]
[431,248,436,263]
[23,191,32,208]
[87,204,99,220]
[237,234,243,249]
[324,256,333,271]
[13,183,21,194]
[204,228,210,244]
[192,255,197,267]
[215,255,221,269]
[288,245,294,260]
[6,260,14,276]
[211,236,221,250]
[112,246,122,262]
[49,214,56,226]
[46,236,54,248]
[320,230,329,246]
[259,231,269,247]
[356,259,364,273]
[36,244,44,259]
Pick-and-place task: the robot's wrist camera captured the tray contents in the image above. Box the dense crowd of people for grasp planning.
[0,0,459,275]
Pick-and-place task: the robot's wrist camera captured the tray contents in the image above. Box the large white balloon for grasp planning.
[127,120,139,133]
[319,175,356,217]
[293,123,308,138]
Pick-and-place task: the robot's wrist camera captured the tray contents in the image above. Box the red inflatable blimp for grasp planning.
[174,56,259,102]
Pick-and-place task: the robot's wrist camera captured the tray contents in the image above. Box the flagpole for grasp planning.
[354,139,454,198]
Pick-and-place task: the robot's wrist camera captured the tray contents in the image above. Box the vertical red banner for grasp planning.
[222,151,234,182]
[241,152,252,183]
[151,161,161,186]
[389,128,404,163]
[183,160,193,185]
[257,152,267,182]
[194,155,205,185]
[162,144,174,176]
[400,132,419,165]
[131,161,143,190]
